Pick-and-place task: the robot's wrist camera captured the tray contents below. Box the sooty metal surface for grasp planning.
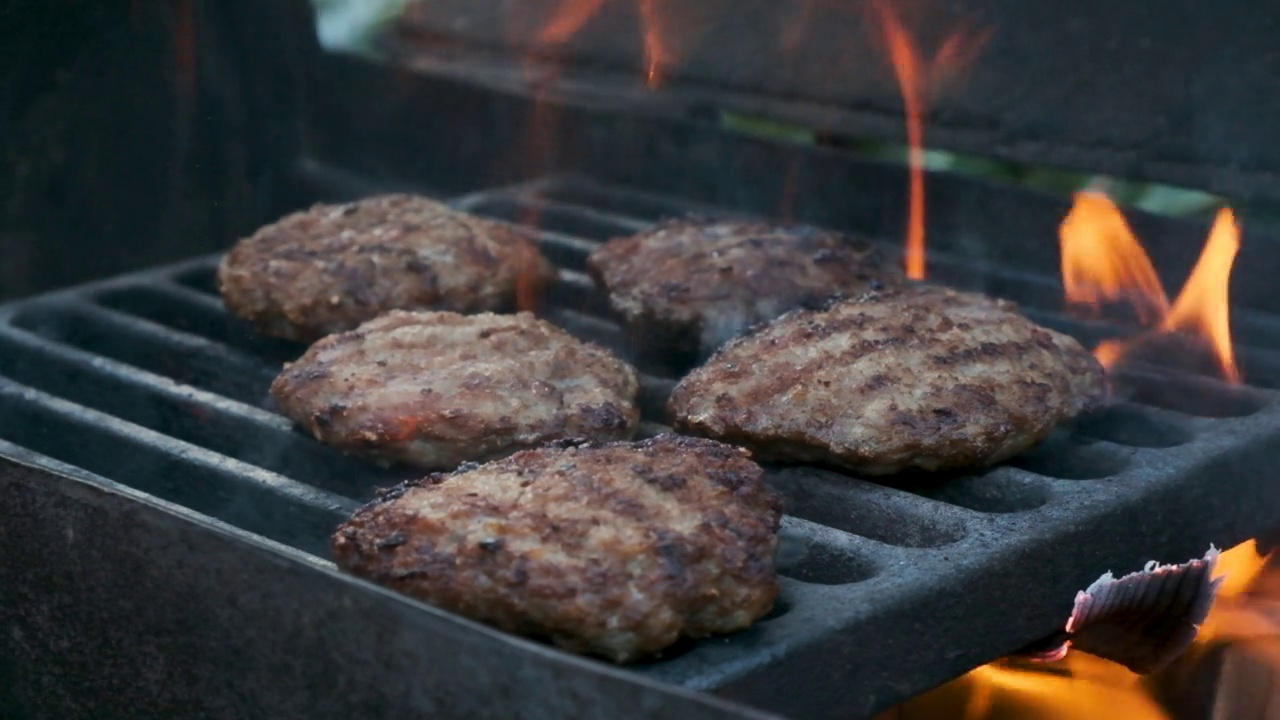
[3,175,1280,720]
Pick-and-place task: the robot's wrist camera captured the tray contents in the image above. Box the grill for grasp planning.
[9,1,1280,718]
[4,168,1280,719]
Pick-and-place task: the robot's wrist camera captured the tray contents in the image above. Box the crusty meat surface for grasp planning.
[270,310,640,469]
[586,219,905,367]
[668,285,1107,475]
[331,433,782,663]
[218,194,557,342]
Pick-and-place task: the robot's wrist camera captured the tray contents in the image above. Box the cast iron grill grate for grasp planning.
[2,174,1280,719]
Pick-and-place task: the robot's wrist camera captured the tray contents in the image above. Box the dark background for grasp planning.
[3,0,1279,301]
[0,0,307,301]
[397,0,1280,202]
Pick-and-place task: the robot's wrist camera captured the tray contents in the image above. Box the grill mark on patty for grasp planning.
[217,194,557,342]
[271,310,641,470]
[668,285,1107,475]
[330,434,781,663]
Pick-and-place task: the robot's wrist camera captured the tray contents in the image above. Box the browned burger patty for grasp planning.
[331,433,782,662]
[270,310,640,469]
[218,194,557,342]
[668,285,1107,475]
[586,219,905,367]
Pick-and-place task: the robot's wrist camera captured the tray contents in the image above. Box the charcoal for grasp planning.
[1055,548,1223,674]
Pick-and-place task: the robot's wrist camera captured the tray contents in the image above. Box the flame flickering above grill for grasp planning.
[515,0,682,234]
[1059,191,1241,383]
[636,0,670,88]
[1163,209,1241,383]
[535,0,606,45]
[869,0,989,281]
[529,0,676,88]
[1059,192,1170,325]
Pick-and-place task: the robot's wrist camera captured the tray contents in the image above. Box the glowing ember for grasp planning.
[869,2,989,280]
[1058,192,1241,382]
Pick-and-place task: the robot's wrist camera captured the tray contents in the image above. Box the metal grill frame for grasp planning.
[3,174,1280,720]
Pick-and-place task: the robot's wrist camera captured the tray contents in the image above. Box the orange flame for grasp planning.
[1090,340,1126,373]
[1162,209,1241,383]
[637,0,671,88]
[537,0,673,88]
[504,0,610,312]
[869,2,989,281]
[524,0,669,171]
[871,0,927,281]
[1060,192,1170,324]
[882,540,1277,720]
[1059,192,1241,382]
[537,0,606,45]
[1212,539,1269,602]
[514,0,609,187]
[878,653,1170,720]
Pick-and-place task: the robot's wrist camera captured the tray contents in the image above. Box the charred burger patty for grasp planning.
[270,310,640,469]
[218,194,556,342]
[331,434,783,663]
[668,285,1107,475]
[586,219,905,367]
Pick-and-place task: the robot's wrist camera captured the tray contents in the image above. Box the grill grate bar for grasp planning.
[9,302,282,407]
[0,377,357,556]
[94,281,312,364]
[0,320,408,502]
[456,174,745,225]
[457,195,656,238]
[0,322,285,428]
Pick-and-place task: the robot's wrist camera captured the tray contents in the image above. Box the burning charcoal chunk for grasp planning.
[1062,547,1223,674]
[217,194,557,343]
[271,310,640,469]
[586,219,905,371]
[331,434,782,663]
[669,285,1107,475]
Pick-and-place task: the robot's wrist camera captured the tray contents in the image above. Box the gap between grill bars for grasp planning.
[2,173,1280,719]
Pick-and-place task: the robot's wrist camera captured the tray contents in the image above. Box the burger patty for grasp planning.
[331,433,783,663]
[218,194,557,342]
[668,285,1107,475]
[270,310,640,469]
[586,219,905,368]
